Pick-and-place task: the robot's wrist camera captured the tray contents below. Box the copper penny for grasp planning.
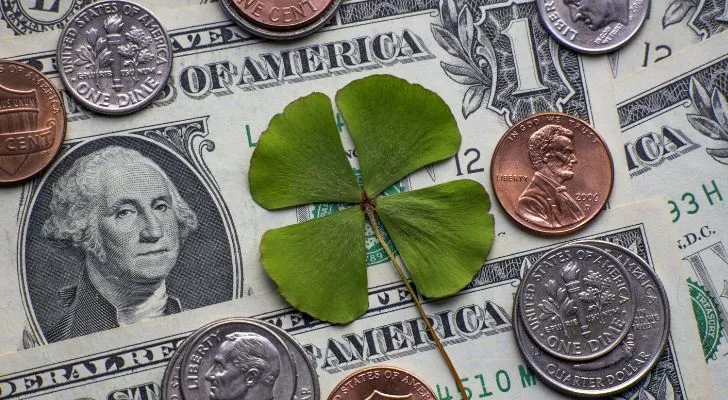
[490,113,613,235]
[326,365,437,400]
[232,0,335,30]
[0,60,65,184]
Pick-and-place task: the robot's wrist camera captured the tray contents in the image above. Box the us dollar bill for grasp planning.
[0,0,632,352]
[616,35,728,396]
[610,0,728,78]
[0,199,714,400]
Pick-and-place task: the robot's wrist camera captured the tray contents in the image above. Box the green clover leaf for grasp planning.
[249,74,495,324]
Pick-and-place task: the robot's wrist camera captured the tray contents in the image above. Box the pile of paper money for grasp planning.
[0,0,726,399]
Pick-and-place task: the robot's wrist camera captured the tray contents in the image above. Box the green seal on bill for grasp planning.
[687,278,724,361]
[312,169,405,266]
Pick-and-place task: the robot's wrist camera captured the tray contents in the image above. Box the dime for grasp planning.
[513,240,669,397]
[517,243,635,361]
[163,318,319,400]
[56,1,172,115]
[491,112,613,235]
[219,0,341,40]
[0,60,65,183]
[179,318,302,400]
[536,0,648,54]
[326,365,437,400]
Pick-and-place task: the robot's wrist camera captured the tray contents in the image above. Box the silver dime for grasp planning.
[56,1,172,114]
[179,317,311,400]
[517,243,636,361]
[218,0,342,40]
[513,240,670,397]
[536,0,648,54]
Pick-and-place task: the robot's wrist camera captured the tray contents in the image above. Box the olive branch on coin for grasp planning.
[687,77,728,164]
[73,26,113,89]
[538,279,577,337]
[248,74,495,399]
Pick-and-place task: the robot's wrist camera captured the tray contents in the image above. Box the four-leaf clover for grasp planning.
[248,74,495,324]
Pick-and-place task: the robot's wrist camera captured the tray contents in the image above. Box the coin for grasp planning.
[0,60,66,183]
[490,112,614,235]
[517,243,635,361]
[536,0,648,54]
[179,318,302,400]
[513,240,669,397]
[326,365,437,400]
[219,0,341,40]
[56,1,172,115]
[163,318,319,400]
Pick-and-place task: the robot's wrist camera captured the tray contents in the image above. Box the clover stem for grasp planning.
[363,203,468,400]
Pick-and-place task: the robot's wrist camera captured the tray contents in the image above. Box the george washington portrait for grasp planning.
[22,137,235,345]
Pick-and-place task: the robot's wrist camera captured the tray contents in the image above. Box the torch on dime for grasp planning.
[513,240,669,397]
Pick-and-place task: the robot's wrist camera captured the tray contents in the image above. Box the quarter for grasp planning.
[491,112,614,235]
[517,243,636,361]
[326,365,437,400]
[56,1,172,115]
[536,0,648,54]
[513,240,669,397]
[0,60,65,183]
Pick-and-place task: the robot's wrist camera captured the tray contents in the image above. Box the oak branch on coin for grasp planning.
[248,74,495,399]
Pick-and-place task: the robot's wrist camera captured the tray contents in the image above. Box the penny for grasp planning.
[513,240,669,397]
[180,318,299,400]
[219,0,342,40]
[490,112,613,235]
[0,60,65,183]
[536,0,648,54]
[56,1,172,115]
[517,243,635,361]
[326,365,437,400]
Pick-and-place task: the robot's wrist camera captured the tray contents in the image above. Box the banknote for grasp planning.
[0,0,633,352]
[610,0,728,78]
[0,199,712,400]
[616,35,728,396]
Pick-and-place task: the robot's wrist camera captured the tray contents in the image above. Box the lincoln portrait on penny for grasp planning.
[516,125,585,229]
[205,332,281,400]
[41,145,198,342]
[562,0,630,31]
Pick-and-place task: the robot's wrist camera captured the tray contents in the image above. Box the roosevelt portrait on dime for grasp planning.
[23,137,235,344]
[205,332,281,400]
[516,124,585,229]
[562,0,630,31]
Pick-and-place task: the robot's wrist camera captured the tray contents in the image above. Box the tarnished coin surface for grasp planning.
[180,318,298,400]
[491,113,613,235]
[219,0,341,40]
[326,365,437,400]
[0,60,65,183]
[514,240,669,397]
[56,1,172,114]
[517,243,635,361]
[536,0,648,54]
